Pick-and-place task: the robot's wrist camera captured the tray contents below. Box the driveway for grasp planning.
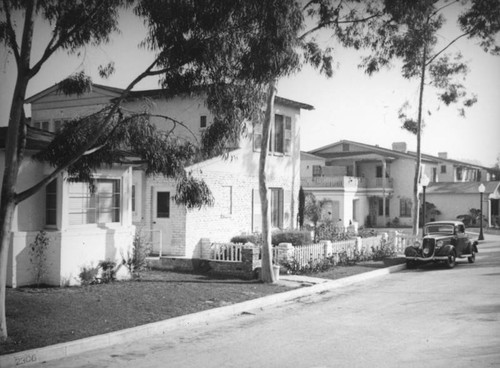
[28,235,500,368]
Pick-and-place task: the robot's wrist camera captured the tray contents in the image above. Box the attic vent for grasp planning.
[342,143,349,152]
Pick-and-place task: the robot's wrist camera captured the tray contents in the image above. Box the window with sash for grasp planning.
[400,198,412,217]
[68,179,120,225]
[253,114,292,154]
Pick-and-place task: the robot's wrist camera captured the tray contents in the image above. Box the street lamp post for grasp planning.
[478,183,485,241]
[421,174,430,231]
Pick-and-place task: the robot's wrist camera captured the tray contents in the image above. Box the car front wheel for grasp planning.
[468,252,475,263]
[446,251,456,269]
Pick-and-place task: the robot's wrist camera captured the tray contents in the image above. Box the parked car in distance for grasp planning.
[404,221,478,269]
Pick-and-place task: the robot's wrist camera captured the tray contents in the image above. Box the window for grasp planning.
[200,115,207,129]
[46,179,57,226]
[53,120,63,132]
[41,121,49,131]
[456,167,463,181]
[254,114,292,154]
[441,165,447,174]
[157,191,170,218]
[33,121,41,129]
[69,179,120,225]
[376,166,389,178]
[272,114,284,153]
[270,188,283,228]
[312,165,322,177]
[400,198,412,218]
[378,198,390,216]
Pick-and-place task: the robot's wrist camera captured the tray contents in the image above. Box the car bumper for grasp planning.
[405,256,450,262]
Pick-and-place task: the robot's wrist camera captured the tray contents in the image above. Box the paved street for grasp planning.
[31,235,500,368]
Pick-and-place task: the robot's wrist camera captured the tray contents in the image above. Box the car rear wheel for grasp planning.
[446,251,456,269]
[468,252,475,263]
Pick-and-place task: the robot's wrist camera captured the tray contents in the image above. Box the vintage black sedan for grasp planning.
[404,221,478,269]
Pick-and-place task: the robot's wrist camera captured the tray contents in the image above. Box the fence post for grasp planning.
[355,237,362,252]
[278,242,294,264]
[320,240,332,257]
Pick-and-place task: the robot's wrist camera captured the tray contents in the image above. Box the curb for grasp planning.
[1,263,406,367]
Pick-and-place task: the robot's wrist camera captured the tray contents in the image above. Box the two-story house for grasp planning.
[2,83,312,287]
[301,140,498,228]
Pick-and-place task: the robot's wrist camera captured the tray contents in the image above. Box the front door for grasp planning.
[152,188,173,256]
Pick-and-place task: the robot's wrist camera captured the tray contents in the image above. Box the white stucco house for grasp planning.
[2,83,312,287]
[301,140,496,228]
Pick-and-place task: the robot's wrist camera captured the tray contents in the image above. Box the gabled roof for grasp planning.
[26,83,314,111]
[26,83,123,103]
[426,181,500,195]
[416,151,490,170]
[310,139,491,169]
[309,139,438,163]
[300,151,325,161]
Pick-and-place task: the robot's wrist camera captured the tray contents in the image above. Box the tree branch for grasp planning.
[16,57,161,204]
[426,31,471,66]
[2,0,21,65]
[28,2,109,79]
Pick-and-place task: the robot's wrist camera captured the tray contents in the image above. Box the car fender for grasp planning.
[439,244,455,256]
[472,240,479,253]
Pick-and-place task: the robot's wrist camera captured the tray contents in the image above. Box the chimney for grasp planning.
[438,152,448,159]
[392,142,407,153]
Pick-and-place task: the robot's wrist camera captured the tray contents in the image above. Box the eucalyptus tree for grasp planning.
[0,0,363,341]
[355,0,500,235]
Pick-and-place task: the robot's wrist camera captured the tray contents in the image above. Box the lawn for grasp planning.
[1,259,404,355]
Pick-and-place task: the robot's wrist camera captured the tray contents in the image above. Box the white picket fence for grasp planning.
[208,231,417,267]
[211,243,244,262]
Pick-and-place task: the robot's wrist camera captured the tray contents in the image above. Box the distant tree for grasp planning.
[298,186,305,229]
[489,154,500,180]
[355,0,500,236]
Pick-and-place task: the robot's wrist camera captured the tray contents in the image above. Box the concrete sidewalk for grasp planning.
[1,263,406,368]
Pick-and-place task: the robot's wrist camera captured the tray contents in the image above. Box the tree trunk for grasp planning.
[259,80,277,283]
[412,45,428,237]
[0,1,36,341]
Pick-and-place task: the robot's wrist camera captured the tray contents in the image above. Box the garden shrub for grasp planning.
[371,238,396,261]
[271,229,312,246]
[230,233,262,245]
[123,231,151,277]
[98,260,117,283]
[79,265,99,286]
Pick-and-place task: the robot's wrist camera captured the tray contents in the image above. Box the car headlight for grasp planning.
[436,240,443,248]
[413,241,421,248]
[422,247,430,256]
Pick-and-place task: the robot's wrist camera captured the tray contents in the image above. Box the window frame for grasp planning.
[253,114,292,156]
[45,179,58,227]
[378,198,390,217]
[399,198,412,218]
[68,179,121,226]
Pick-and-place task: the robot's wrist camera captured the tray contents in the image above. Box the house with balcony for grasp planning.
[2,83,312,287]
[301,140,495,228]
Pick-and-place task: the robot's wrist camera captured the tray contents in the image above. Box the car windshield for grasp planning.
[425,224,454,235]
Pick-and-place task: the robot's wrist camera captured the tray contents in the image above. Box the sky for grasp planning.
[1,3,499,167]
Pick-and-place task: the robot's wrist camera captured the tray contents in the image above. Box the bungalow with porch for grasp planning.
[301,140,494,228]
[2,84,312,287]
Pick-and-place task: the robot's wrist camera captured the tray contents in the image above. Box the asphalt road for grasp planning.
[30,234,500,368]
